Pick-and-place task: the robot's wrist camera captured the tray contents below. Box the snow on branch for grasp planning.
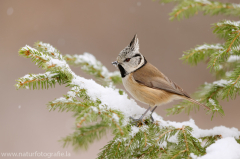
[181,44,224,66]
[157,0,240,20]
[34,41,121,85]
[181,20,240,72]
[176,19,240,118]
[64,53,121,85]
[167,77,240,118]
[16,42,240,158]
[16,72,59,90]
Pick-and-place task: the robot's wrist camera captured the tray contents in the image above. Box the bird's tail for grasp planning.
[184,97,210,110]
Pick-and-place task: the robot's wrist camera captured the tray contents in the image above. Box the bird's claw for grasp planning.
[150,114,154,123]
[129,116,145,126]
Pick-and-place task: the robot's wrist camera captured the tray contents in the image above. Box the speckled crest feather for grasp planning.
[116,34,144,76]
[119,34,139,58]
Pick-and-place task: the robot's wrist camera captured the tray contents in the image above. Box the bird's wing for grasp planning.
[132,62,190,98]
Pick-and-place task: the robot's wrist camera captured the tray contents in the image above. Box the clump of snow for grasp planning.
[217,21,240,27]
[195,44,223,51]
[203,79,240,92]
[66,53,120,81]
[209,98,218,111]
[74,53,100,66]
[218,65,223,69]
[46,58,76,77]
[167,132,179,143]
[67,90,76,98]
[130,126,140,137]
[71,76,146,122]
[46,59,67,68]
[225,71,233,77]
[157,119,240,139]
[227,55,240,63]
[22,45,38,53]
[52,97,73,103]
[112,113,119,122]
[22,74,33,80]
[208,98,216,106]
[213,79,232,87]
[22,45,51,61]
[159,141,167,148]
[232,3,240,9]
[90,106,98,113]
[198,137,240,159]
[190,153,198,159]
[198,126,239,138]
[194,0,211,5]
[129,125,148,138]
[38,42,63,59]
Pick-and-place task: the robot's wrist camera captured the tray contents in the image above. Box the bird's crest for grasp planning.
[119,34,140,57]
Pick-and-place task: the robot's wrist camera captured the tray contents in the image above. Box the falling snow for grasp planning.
[7,7,13,15]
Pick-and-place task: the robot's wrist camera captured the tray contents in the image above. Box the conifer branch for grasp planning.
[49,102,87,111]
[115,142,121,156]
[156,129,179,142]
[200,135,222,148]
[181,44,223,65]
[144,132,147,147]
[181,20,240,72]
[103,112,124,136]
[173,18,240,117]
[226,33,240,53]
[167,80,226,117]
[16,72,60,90]
[35,41,121,85]
[227,74,240,95]
[64,53,121,85]
[62,122,109,150]
[35,41,63,60]
[222,65,240,99]
[125,136,135,152]
[157,0,240,20]
[182,126,189,152]
[17,42,240,158]
[76,109,94,127]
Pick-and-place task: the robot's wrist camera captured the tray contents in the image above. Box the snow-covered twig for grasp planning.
[16,43,240,158]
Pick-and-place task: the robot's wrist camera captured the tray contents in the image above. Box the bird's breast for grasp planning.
[122,73,178,107]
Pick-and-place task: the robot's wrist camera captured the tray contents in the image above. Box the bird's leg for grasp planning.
[150,106,157,122]
[130,106,151,126]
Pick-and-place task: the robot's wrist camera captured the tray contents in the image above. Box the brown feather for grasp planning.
[133,62,190,98]
[131,62,210,110]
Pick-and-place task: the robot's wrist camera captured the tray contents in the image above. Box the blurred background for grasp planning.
[1,0,239,158]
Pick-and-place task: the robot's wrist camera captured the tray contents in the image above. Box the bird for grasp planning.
[112,34,210,125]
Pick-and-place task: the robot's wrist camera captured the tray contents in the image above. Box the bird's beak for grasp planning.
[112,61,118,66]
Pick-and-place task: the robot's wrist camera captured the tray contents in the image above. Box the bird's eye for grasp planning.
[124,58,131,62]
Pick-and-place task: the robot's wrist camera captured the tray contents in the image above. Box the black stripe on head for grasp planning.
[132,54,141,58]
[118,64,127,78]
[132,54,142,65]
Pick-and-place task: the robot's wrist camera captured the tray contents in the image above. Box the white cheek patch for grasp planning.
[124,55,145,73]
